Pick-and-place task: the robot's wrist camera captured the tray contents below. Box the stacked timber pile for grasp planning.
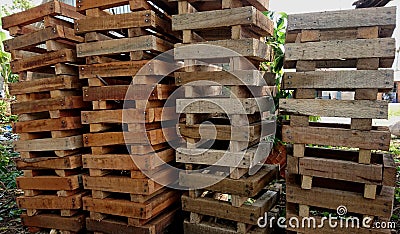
[74,0,181,233]
[1,1,87,233]
[281,6,397,233]
[171,0,280,233]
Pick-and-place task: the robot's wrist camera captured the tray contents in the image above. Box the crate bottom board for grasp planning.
[21,213,86,232]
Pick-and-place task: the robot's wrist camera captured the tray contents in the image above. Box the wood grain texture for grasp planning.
[280,99,388,119]
[15,135,83,152]
[14,117,82,133]
[17,192,85,210]
[16,175,81,190]
[16,155,82,170]
[11,96,85,114]
[287,7,396,31]
[282,70,394,90]
[9,76,80,95]
[21,214,85,232]
[282,125,391,150]
[285,38,395,61]
[82,85,174,101]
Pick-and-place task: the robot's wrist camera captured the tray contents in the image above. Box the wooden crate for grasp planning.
[281,6,397,233]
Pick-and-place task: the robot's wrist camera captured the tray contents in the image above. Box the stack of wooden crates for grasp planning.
[1,1,87,233]
[170,0,280,233]
[73,0,181,233]
[281,7,397,233]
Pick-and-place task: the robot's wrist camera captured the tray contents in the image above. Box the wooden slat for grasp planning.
[15,135,83,152]
[285,38,395,61]
[17,192,85,210]
[76,0,130,11]
[286,184,394,218]
[21,214,85,232]
[11,96,86,114]
[383,154,396,187]
[179,165,278,196]
[83,190,179,219]
[16,155,82,170]
[176,97,273,114]
[14,117,81,133]
[82,85,174,101]
[172,6,273,36]
[282,70,394,90]
[182,190,278,225]
[280,99,388,119]
[282,125,391,151]
[176,142,272,168]
[75,10,169,34]
[175,38,272,61]
[10,49,77,73]
[17,175,81,190]
[287,7,396,31]
[9,76,80,95]
[77,35,173,57]
[299,157,383,184]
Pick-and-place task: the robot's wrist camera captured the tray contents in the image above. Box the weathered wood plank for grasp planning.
[21,214,85,232]
[179,165,278,196]
[14,117,81,133]
[383,154,396,187]
[16,155,82,170]
[287,7,396,31]
[82,85,174,101]
[15,135,83,152]
[17,175,81,190]
[10,49,77,73]
[285,38,395,61]
[175,38,272,61]
[76,0,130,11]
[11,96,85,114]
[282,70,394,90]
[77,35,172,57]
[282,125,390,150]
[9,76,80,95]
[177,142,272,168]
[17,192,85,210]
[182,190,278,225]
[299,157,383,185]
[280,99,388,119]
[286,184,394,218]
[172,6,273,36]
[83,190,179,219]
[176,97,273,114]
[75,10,169,34]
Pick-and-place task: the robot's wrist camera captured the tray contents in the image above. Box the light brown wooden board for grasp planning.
[16,155,82,170]
[15,135,83,152]
[17,175,81,191]
[21,213,85,232]
[14,117,82,133]
[17,192,85,210]
[9,76,80,95]
[282,70,394,91]
[12,96,86,115]
[82,85,174,101]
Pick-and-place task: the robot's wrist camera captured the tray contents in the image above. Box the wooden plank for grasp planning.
[10,49,77,73]
[82,85,173,101]
[79,60,174,78]
[172,6,273,36]
[4,25,83,51]
[17,175,81,190]
[14,117,82,133]
[76,0,130,11]
[179,121,275,141]
[16,155,82,170]
[77,35,172,57]
[299,157,383,185]
[283,125,390,151]
[83,190,179,219]
[282,70,394,90]
[17,192,85,210]
[177,142,272,168]
[287,7,396,31]
[9,76,80,95]
[176,97,273,114]
[21,214,85,232]
[86,207,178,234]
[15,135,83,152]
[83,150,174,171]
[286,184,394,218]
[285,38,395,61]
[383,154,396,187]
[83,168,177,195]
[175,70,274,86]
[11,96,86,114]
[182,190,278,225]
[175,38,272,61]
[280,99,388,119]
[179,165,278,197]
[75,10,169,34]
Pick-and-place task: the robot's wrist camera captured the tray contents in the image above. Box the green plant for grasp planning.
[1,0,34,17]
